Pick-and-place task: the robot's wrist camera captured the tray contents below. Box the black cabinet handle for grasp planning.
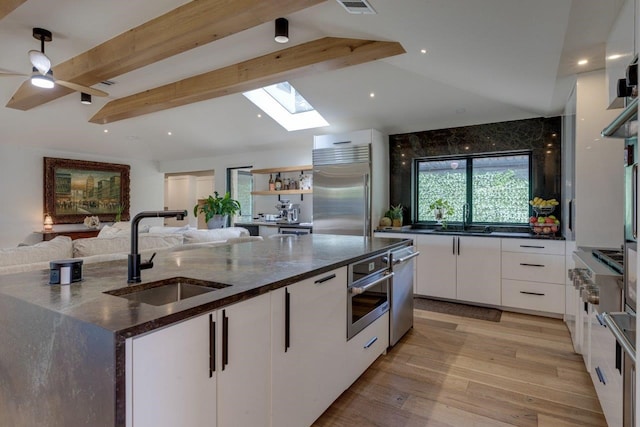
[209,314,216,377]
[285,289,291,352]
[222,309,229,370]
[314,273,336,284]
[519,245,544,249]
[568,200,573,231]
[595,366,606,384]
[457,237,460,255]
[616,341,622,374]
[519,291,545,296]
[452,237,455,255]
[364,336,378,349]
[519,263,545,267]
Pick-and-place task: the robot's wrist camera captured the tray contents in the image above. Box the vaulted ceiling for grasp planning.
[0,0,626,161]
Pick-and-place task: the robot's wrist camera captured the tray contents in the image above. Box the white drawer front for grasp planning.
[501,252,565,283]
[501,238,565,255]
[501,279,565,313]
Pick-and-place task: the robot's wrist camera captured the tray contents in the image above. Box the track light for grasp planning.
[80,92,92,105]
[275,17,289,43]
[30,68,54,89]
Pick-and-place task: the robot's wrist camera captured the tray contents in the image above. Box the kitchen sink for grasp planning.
[104,277,230,306]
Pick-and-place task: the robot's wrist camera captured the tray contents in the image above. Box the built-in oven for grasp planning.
[347,251,392,340]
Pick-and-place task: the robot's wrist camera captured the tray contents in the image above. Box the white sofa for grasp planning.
[0,224,260,276]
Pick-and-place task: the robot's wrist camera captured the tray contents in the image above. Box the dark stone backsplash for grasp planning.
[389,117,562,225]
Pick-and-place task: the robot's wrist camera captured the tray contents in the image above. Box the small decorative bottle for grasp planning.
[269,174,275,191]
[275,173,282,191]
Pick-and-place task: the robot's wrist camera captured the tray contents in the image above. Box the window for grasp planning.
[227,167,253,220]
[415,152,531,225]
[242,81,329,131]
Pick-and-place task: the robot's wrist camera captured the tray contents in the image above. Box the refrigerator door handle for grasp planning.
[364,173,370,236]
[633,164,638,239]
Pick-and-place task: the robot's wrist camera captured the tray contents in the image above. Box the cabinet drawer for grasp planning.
[501,252,565,283]
[501,238,565,255]
[502,279,565,313]
[345,312,388,386]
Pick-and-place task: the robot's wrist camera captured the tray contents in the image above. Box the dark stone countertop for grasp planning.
[235,220,313,228]
[0,234,407,339]
[375,226,565,240]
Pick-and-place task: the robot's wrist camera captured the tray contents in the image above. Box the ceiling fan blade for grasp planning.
[0,71,28,77]
[54,80,108,97]
[28,50,51,75]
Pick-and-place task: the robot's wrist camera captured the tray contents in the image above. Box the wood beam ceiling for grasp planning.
[89,37,406,124]
[0,0,28,21]
[5,0,326,111]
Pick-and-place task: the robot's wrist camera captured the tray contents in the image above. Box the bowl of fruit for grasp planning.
[529,197,559,216]
[529,215,560,235]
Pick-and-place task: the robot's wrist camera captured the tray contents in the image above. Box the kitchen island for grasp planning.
[0,234,407,427]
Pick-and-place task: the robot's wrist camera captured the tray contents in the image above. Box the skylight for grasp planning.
[243,81,329,131]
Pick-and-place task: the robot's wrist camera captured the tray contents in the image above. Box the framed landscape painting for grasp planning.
[44,157,130,224]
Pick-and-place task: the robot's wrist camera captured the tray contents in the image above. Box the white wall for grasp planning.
[0,144,164,247]
[574,70,624,248]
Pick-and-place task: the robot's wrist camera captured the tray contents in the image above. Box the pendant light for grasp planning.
[80,92,92,105]
[275,18,289,43]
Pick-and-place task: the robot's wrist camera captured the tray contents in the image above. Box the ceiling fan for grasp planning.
[0,28,108,97]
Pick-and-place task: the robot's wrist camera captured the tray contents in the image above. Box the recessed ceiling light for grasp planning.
[369,92,375,98]
[607,54,623,60]
[547,143,553,147]
[577,59,588,66]
[420,49,427,54]
[257,114,262,118]
[103,129,109,133]
[167,131,172,136]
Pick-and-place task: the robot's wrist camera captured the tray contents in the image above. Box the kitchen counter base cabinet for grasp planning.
[127,292,271,427]
[344,311,389,387]
[416,235,501,305]
[416,234,456,299]
[501,238,566,315]
[128,312,217,427]
[271,267,347,427]
[216,292,271,427]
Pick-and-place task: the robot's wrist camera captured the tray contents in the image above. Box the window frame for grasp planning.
[412,150,533,226]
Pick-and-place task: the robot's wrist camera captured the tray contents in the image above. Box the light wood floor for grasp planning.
[314,309,607,427]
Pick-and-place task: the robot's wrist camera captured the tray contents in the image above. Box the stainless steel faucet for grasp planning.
[128,210,187,283]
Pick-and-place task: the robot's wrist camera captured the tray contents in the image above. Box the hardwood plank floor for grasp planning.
[313,309,606,427]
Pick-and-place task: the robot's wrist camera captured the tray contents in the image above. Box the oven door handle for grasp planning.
[350,272,394,295]
[393,250,420,264]
[603,313,636,365]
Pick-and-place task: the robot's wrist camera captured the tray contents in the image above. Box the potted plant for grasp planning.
[193,191,241,229]
[384,204,404,227]
[429,199,454,225]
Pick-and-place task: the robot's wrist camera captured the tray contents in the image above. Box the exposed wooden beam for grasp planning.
[6,0,326,111]
[89,37,406,124]
[0,0,28,21]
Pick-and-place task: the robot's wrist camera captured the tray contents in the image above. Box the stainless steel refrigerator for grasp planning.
[312,144,372,236]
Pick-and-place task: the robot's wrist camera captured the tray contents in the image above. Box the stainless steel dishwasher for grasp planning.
[388,243,420,346]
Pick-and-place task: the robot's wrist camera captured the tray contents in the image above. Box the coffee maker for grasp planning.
[275,200,300,223]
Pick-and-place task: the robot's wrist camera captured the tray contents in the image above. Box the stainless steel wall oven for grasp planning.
[347,251,392,340]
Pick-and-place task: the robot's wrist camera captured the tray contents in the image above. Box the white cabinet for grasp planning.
[216,293,271,427]
[456,236,501,305]
[415,234,456,299]
[590,310,623,427]
[271,267,347,427]
[605,0,636,107]
[501,238,566,314]
[415,234,501,305]
[344,311,389,386]
[128,312,217,427]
